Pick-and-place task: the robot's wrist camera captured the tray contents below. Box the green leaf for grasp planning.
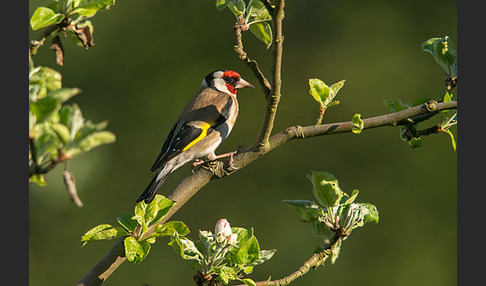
[231,227,252,248]
[247,0,271,23]
[282,200,323,222]
[309,79,345,108]
[352,113,364,134]
[48,87,81,102]
[152,221,190,237]
[81,224,127,246]
[117,213,139,233]
[59,104,84,141]
[227,0,246,18]
[442,129,457,151]
[29,97,60,123]
[149,195,176,226]
[30,7,64,30]
[169,234,203,262]
[215,0,229,11]
[309,78,330,106]
[342,189,359,206]
[360,203,379,224]
[306,171,343,208]
[29,66,62,97]
[216,266,238,284]
[248,249,277,266]
[330,80,345,97]
[144,198,159,226]
[32,123,62,165]
[309,78,345,108]
[30,174,47,186]
[249,22,273,49]
[422,36,457,77]
[51,123,71,145]
[132,200,148,233]
[65,131,116,157]
[236,236,260,265]
[71,0,115,16]
[124,236,151,263]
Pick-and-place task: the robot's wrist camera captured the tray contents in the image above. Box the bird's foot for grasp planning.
[192,159,205,167]
[212,150,239,170]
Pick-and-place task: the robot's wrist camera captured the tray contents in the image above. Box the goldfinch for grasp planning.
[136,70,254,203]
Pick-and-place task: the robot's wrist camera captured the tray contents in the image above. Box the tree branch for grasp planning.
[76,99,456,285]
[254,0,285,150]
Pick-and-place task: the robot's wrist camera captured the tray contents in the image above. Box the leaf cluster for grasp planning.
[382,36,457,150]
[29,56,115,186]
[308,78,345,125]
[283,171,379,263]
[216,0,274,48]
[81,195,189,264]
[170,224,275,285]
[30,0,116,63]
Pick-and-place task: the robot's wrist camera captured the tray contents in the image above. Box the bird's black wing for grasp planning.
[150,96,234,171]
[150,123,206,171]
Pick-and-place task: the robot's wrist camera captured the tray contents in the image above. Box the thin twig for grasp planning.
[235,229,344,286]
[234,24,272,99]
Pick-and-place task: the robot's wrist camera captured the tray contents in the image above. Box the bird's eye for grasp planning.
[223,76,236,84]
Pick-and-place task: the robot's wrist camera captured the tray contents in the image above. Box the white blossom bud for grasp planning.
[215,218,232,243]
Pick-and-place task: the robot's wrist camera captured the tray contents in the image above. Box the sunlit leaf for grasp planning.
[30,7,64,30]
[442,129,457,151]
[30,174,47,186]
[81,224,127,246]
[360,203,380,224]
[65,131,115,157]
[152,221,190,237]
[236,236,260,265]
[306,171,342,208]
[249,21,273,48]
[124,236,151,263]
[51,123,71,145]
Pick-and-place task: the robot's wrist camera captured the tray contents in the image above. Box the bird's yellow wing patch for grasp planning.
[182,122,212,151]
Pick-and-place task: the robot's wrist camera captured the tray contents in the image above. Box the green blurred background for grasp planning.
[29,1,457,285]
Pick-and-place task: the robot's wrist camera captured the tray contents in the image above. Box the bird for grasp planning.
[136,69,254,204]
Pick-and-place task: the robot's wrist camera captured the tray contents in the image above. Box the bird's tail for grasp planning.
[136,167,171,204]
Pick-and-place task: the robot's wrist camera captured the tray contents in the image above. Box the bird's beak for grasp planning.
[235,78,254,89]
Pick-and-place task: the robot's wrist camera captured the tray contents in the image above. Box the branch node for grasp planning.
[425,100,438,112]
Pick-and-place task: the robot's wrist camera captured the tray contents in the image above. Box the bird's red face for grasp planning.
[220,70,254,95]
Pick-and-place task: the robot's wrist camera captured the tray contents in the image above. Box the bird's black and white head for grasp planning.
[201,70,254,96]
